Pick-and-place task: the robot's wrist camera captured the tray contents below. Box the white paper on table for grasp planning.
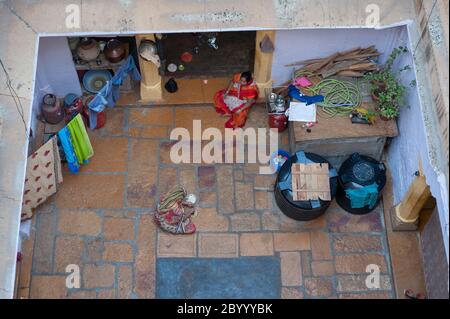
[287,102,317,122]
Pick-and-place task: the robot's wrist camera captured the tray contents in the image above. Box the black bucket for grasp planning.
[274,151,338,221]
[336,153,386,215]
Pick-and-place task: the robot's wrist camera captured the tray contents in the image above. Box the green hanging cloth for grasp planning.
[67,114,94,164]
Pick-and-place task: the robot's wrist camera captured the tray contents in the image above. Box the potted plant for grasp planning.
[365,46,411,121]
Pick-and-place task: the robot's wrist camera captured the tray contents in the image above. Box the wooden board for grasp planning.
[292,102,399,142]
[291,163,331,201]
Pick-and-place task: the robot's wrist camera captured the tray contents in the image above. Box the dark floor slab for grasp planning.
[156,257,281,299]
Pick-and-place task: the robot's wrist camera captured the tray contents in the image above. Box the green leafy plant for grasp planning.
[365,46,411,120]
[379,105,400,120]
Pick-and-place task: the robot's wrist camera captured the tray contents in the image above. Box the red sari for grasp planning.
[214,73,259,128]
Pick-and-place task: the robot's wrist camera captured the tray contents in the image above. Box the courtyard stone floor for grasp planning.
[19,104,397,299]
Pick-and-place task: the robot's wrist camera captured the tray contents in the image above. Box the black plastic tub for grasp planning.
[274,152,338,221]
[336,153,386,215]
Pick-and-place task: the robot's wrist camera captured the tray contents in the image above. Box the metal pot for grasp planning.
[104,39,126,63]
[77,37,100,62]
[41,94,64,124]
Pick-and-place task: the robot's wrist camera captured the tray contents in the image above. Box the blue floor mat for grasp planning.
[156,257,281,299]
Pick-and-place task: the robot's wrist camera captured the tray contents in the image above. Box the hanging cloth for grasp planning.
[88,55,141,129]
[21,136,63,221]
[58,114,93,173]
[58,126,80,173]
[67,113,94,164]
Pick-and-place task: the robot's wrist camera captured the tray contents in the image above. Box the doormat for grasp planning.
[156,257,281,299]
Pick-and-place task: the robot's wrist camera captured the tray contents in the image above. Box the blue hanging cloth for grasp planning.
[88,55,141,129]
[57,127,80,173]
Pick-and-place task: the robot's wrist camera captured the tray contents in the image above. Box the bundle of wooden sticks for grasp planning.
[285,46,381,78]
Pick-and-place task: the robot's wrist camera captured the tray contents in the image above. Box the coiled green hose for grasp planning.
[305,79,362,117]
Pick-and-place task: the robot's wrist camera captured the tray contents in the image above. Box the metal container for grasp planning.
[104,39,126,63]
[41,94,64,124]
[77,37,100,62]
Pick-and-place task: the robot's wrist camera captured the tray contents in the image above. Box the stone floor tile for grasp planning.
[103,242,134,262]
[235,182,254,210]
[84,238,104,263]
[301,251,313,277]
[179,168,197,193]
[104,217,135,241]
[198,166,216,189]
[198,233,239,258]
[83,264,115,289]
[280,252,302,286]
[157,167,178,195]
[118,265,133,299]
[216,166,235,214]
[336,274,392,292]
[261,211,281,231]
[310,231,332,260]
[304,277,334,298]
[335,254,387,274]
[32,211,56,273]
[83,137,128,172]
[199,191,217,208]
[54,236,84,273]
[333,235,383,254]
[273,232,311,251]
[55,174,125,209]
[127,139,159,208]
[281,287,304,299]
[68,290,97,299]
[327,205,383,233]
[255,191,272,210]
[58,209,102,236]
[129,107,173,127]
[97,289,116,299]
[230,213,260,232]
[30,276,68,299]
[157,232,197,257]
[192,208,229,232]
[338,292,392,299]
[128,126,168,139]
[311,261,335,277]
[135,214,156,299]
[240,233,274,256]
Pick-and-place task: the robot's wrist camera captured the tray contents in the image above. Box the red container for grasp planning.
[268,113,288,132]
[83,96,106,129]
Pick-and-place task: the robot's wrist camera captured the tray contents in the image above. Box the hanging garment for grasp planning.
[288,85,324,105]
[21,136,63,221]
[88,56,141,129]
[67,113,94,164]
[58,114,94,173]
[58,126,80,173]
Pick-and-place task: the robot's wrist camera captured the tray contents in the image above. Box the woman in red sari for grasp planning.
[214,71,259,129]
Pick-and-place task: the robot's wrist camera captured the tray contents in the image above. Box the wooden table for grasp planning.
[289,102,398,168]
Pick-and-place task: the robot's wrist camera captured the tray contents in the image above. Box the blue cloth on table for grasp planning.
[288,85,324,105]
[88,56,141,129]
[57,127,80,173]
